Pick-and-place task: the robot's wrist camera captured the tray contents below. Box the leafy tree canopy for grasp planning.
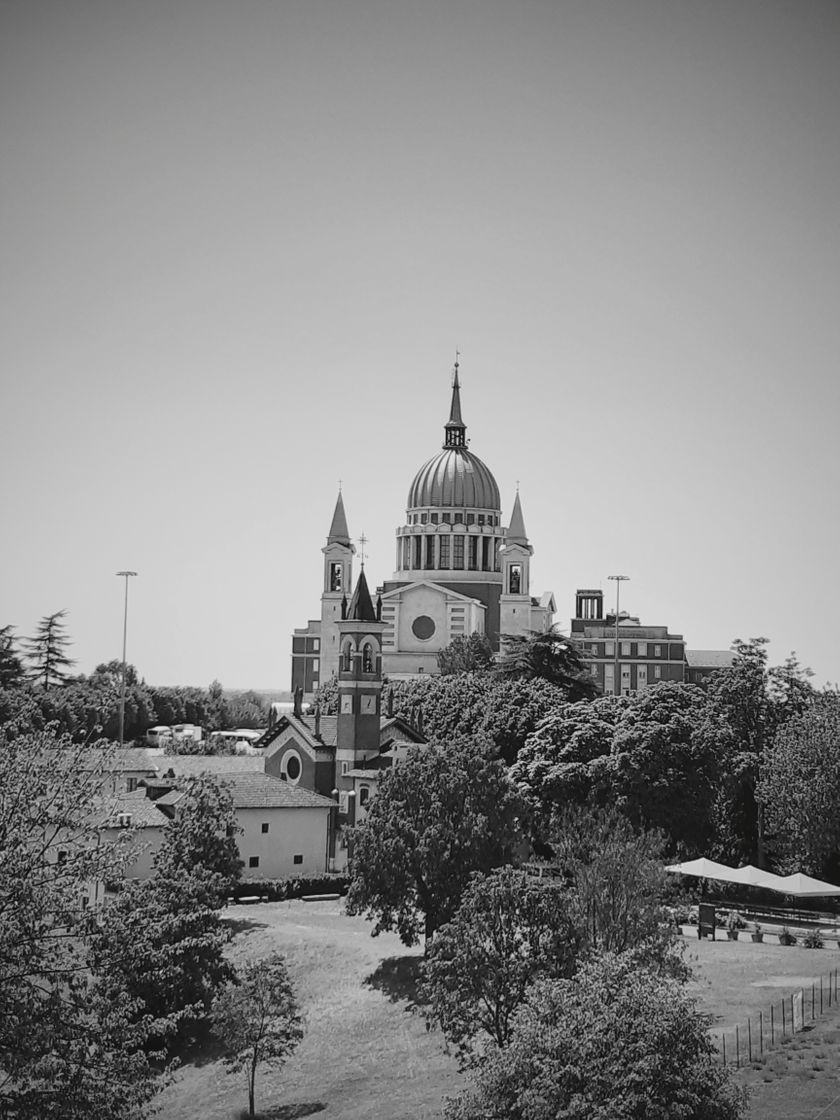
[437,632,494,675]
[346,741,525,945]
[0,729,161,1118]
[422,866,580,1065]
[758,694,840,879]
[211,954,304,1118]
[448,953,747,1120]
[495,626,599,700]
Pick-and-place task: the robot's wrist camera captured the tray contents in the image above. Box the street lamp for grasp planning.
[116,571,137,746]
[607,575,629,696]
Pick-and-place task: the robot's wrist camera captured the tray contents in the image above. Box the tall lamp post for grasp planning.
[116,571,137,746]
[607,574,629,696]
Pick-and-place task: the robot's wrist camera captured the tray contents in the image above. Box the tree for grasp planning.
[346,741,524,945]
[22,609,76,688]
[548,806,686,978]
[706,638,816,864]
[154,775,243,905]
[494,626,599,700]
[513,685,733,855]
[0,729,161,1118]
[0,625,25,688]
[437,632,494,675]
[447,954,747,1120]
[92,871,234,1052]
[422,867,580,1066]
[211,954,304,1118]
[758,695,840,878]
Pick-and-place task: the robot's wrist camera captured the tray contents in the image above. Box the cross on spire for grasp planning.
[357,532,368,565]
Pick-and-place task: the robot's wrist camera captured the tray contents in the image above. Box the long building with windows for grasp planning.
[291,363,555,695]
[571,588,733,694]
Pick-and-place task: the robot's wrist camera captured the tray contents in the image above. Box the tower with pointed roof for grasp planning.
[320,490,356,684]
[499,490,553,640]
[335,568,386,794]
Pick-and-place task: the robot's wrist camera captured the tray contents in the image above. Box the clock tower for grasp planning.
[335,567,386,795]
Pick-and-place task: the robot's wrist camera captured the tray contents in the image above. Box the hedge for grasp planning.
[228,873,349,902]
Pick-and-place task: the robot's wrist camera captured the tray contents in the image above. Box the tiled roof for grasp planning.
[158,755,265,777]
[685,649,735,668]
[98,791,169,829]
[222,773,336,810]
[81,747,163,772]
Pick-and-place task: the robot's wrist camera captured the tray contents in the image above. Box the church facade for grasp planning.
[291,364,555,696]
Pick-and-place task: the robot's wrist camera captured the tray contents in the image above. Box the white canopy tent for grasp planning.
[665,859,840,897]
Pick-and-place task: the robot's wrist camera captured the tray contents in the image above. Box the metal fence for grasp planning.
[715,968,840,1067]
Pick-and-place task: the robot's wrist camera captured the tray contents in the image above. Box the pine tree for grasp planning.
[0,626,25,688]
[23,610,76,689]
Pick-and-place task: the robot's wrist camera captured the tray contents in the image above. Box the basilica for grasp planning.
[291,363,556,696]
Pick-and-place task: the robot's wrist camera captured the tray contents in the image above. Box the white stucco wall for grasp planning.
[237,806,330,879]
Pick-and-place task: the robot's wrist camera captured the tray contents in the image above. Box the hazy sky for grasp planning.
[2,0,838,690]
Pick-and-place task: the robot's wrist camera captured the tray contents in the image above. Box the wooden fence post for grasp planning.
[736,1024,740,1069]
[759,1010,764,1056]
[748,1016,752,1063]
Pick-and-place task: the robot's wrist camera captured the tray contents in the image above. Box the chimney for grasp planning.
[315,702,321,738]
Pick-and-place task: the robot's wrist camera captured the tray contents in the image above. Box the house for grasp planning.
[155,772,336,879]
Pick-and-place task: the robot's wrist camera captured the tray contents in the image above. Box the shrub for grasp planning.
[803,929,824,949]
[779,927,797,946]
[228,874,349,903]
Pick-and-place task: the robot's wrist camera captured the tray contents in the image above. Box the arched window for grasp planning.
[341,642,353,672]
[359,785,370,807]
[362,642,374,673]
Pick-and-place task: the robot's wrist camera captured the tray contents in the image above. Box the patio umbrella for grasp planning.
[773,872,840,897]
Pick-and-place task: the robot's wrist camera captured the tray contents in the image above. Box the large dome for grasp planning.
[407,361,501,512]
[408,447,501,511]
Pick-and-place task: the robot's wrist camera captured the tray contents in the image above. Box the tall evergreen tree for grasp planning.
[23,610,76,689]
[0,625,25,688]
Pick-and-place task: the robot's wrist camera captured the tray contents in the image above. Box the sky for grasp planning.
[1,0,839,690]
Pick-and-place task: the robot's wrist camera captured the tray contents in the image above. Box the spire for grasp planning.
[507,490,529,544]
[327,490,351,546]
[347,568,377,623]
[443,355,467,449]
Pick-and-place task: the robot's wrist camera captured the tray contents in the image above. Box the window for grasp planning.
[249,856,260,869]
[420,512,428,524]
[590,664,599,676]
[127,777,138,793]
[442,512,451,523]
[359,785,370,806]
[403,538,411,568]
[341,762,349,776]
[424,536,435,569]
[413,536,422,568]
[261,822,269,834]
[654,665,662,679]
[605,641,615,656]
[453,535,465,569]
[312,658,319,674]
[362,642,374,672]
[621,642,631,656]
[313,639,319,651]
[341,642,352,671]
[330,562,342,591]
[439,536,450,567]
[468,537,478,570]
[285,754,301,781]
[654,645,662,657]
[509,564,522,594]
[466,513,475,525]
[638,642,647,656]
[477,514,485,525]
[293,854,303,865]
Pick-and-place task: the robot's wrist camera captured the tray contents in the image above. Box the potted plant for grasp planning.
[778,926,797,946]
[751,921,764,943]
[726,910,743,941]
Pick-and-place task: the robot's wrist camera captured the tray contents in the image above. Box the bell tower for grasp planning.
[320,490,355,683]
[335,568,386,793]
[499,490,534,641]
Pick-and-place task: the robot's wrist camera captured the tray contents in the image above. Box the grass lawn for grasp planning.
[680,927,840,1119]
[158,899,463,1120]
[159,904,840,1120]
